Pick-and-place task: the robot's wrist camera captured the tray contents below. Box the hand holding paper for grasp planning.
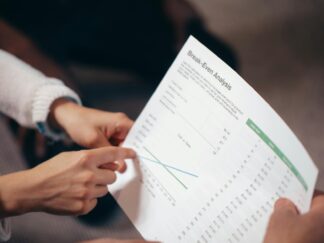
[110,36,318,243]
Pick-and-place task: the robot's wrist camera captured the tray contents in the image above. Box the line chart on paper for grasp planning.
[139,146,199,189]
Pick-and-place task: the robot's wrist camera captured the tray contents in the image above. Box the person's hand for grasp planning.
[50,98,133,148]
[79,239,159,243]
[0,146,136,218]
[263,193,324,243]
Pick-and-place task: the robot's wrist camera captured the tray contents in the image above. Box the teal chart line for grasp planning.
[138,155,199,178]
[142,146,188,189]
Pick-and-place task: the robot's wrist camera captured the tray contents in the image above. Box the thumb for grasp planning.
[263,198,299,243]
[273,198,299,216]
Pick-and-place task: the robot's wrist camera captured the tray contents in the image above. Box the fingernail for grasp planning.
[100,162,119,171]
[274,198,297,212]
[114,122,120,131]
[275,198,290,208]
[118,163,127,173]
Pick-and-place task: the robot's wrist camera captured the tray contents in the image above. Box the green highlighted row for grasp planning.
[246,118,308,191]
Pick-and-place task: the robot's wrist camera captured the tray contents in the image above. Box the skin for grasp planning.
[50,99,134,149]
[2,98,323,243]
[0,21,152,242]
[0,99,135,218]
[50,99,134,172]
[0,146,136,218]
[87,195,324,243]
[264,192,324,243]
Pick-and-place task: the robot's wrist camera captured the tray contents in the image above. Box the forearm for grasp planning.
[0,169,43,242]
[0,176,18,219]
[0,172,25,218]
[0,170,40,218]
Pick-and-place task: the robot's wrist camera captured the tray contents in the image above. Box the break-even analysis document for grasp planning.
[110,36,318,243]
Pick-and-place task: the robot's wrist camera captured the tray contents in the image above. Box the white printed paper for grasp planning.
[110,36,318,243]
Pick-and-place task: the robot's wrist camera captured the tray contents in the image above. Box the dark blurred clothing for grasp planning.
[1,0,237,83]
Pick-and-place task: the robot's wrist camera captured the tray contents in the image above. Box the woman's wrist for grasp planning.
[49,98,80,132]
[0,173,21,218]
[0,170,40,218]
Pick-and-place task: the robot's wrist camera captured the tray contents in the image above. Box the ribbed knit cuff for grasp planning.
[32,78,81,141]
[0,218,11,242]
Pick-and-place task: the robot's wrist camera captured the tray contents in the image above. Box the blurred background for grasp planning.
[0,0,324,242]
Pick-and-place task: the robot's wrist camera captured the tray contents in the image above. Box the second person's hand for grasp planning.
[263,195,324,243]
[50,98,134,149]
[0,146,136,218]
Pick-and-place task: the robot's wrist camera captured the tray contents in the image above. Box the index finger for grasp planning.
[100,160,126,172]
[88,146,136,167]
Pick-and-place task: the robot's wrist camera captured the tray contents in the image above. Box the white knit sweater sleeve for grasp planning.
[0,49,80,128]
[0,50,81,241]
